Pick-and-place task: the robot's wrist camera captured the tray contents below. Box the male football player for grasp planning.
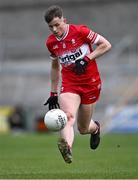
[44,5,111,163]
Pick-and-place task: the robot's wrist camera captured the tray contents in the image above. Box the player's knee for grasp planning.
[78,127,88,135]
[65,111,75,126]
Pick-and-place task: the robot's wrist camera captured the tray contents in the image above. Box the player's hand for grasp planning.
[44,92,60,110]
[73,56,90,75]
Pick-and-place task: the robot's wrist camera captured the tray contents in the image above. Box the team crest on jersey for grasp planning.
[62,43,66,49]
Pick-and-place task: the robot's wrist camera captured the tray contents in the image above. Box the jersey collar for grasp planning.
[56,24,69,41]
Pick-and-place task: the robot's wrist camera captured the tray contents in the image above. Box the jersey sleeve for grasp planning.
[45,40,57,60]
[79,25,100,44]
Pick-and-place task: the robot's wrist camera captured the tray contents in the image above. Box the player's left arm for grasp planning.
[73,26,112,75]
[87,35,112,60]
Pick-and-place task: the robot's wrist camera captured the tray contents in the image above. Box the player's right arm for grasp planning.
[50,57,60,92]
[44,58,60,110]
[44,37,60,109]
[46,37,60,93]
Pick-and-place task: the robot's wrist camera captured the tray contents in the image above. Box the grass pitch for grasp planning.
[0,133,138,179]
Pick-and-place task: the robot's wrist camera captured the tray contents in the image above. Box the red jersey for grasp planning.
[46,24,101,85]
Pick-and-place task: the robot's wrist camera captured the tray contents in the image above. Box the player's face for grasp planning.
[48,17,66,38]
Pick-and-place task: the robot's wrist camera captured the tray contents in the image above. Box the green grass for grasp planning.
[0,133,138,179]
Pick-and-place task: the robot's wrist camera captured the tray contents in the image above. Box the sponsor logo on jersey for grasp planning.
[87,31,97,43]
[58,44,90,66]
[87,30,93,40]
[71,39,76,45]
[53,44,58,49]
[59,49,83,65]
[89,96,96,100]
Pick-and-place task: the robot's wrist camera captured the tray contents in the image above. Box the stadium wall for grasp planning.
[0,0,138,59]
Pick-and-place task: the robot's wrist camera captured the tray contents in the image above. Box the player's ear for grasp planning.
[63,18,67,23]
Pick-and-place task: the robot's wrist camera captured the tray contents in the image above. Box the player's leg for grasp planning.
[77,103,97,134]
[59,92,81,147]
[58,92,81,163]
[77,103,100,149]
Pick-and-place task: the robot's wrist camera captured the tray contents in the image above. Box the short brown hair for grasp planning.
[44,5,63,23]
